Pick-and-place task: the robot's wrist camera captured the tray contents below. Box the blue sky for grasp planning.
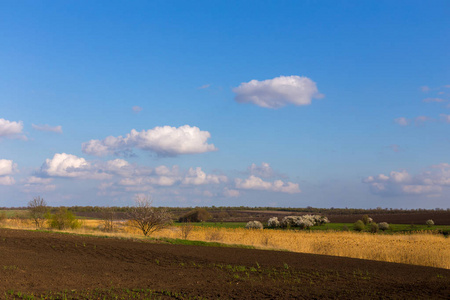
[1,1,449,208]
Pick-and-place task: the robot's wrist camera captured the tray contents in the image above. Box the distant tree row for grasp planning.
[4,205,449,215]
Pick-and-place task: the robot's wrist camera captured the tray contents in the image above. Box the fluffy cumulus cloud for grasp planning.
[40,153,110,179]
[363,164,450,196]
[0,159,16,185]
[82,125,217,157]
[0,118,24,139]
[233,75,323,109]
[223,187,240,197]
[182,167,228,185]
[248,162,274,178]
[0,159,16,176]
[118,166,226,188]
[32,124,63,133]
[235,175,301,194]
[0,176,15,185]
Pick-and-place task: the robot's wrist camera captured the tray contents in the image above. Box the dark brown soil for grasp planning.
[0,228,449,299]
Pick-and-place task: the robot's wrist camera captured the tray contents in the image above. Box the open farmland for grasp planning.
[2,213,450,269]
[1,228,449,299]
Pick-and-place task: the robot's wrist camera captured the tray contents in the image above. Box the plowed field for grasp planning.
[0,229,449,299]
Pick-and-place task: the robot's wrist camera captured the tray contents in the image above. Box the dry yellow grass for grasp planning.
[151,227,450,269]
[1,219,448,269]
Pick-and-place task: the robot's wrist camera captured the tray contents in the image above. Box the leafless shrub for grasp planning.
[100,207,115,232]
[179,222,194,239]
[206,228,223,241]
[127,196,172,236]
[28,196,48,228]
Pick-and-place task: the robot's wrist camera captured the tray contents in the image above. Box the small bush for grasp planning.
[342,225,349,231]
[245,221,263,229]
[267,217,280,228]
[378,222,390,231]
[361,215,372,225]
[216,211,230,221]
[179,208,211,223]
[48,208,81,230]
[205,228,223,241]
[354,220,365,232]
[426,219,434,227]
[369,223,379,233]
[0,212,6,223]
[280,215,328,229]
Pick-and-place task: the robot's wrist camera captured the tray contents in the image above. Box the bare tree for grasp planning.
[179,222,194,239]
[100,207,115,232]
[28,196,48,228]
[127,196,172,236]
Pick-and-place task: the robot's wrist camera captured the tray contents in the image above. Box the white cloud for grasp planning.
[40,153,111,179]
[149,176,178,186]
[41,153,90,178]
[132,106,143,113]
[154,165,179,176]
[0,159,16,176]
[22,176,56,192]
[440,114,450,123]
[118,165,227,190]
[394,117,409,126]
[223,187,240,197]
[363,165,450,196]
[420,86,430,92]
[106,158,130,170]
[0,176,15,185]
[24,176,53,185]
[0,159,17,185]
[423,98,445,103]
[182,167,227,185]
[395,116,432,126]
[414,116,431,124]
[32,124,63,133]
[389,144,400,152]
[0,118,24,139]
[235,175,301,194]
[119,175,178,187]
[233,75,323,109]
[401,185,441,195]
[198,84,211,89]
[248,162,274,178]
[82,125,217,157]
[203,190,214,197]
